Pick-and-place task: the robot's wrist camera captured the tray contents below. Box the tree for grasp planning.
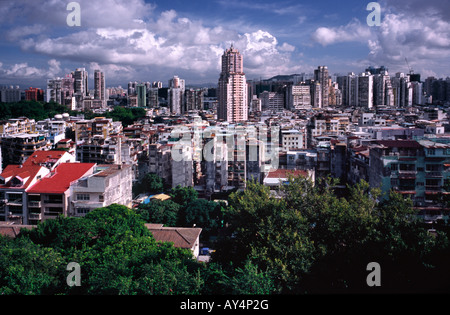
[169,186,198,206]
[214,180,315,293]
[214,176,449,294]
[139,173,165,195]
[11,204,206,295]
[0,236,66,295]
[137,199,181,226]
[178,199,223,236]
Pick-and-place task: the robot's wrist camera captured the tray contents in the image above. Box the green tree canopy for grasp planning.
[137,199,181,227]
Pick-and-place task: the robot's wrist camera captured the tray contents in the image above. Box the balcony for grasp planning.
[425,185,443,191]
[425,171,443,178]
[29,213,42,220]
[28,201,42,208]
[7,199,23,207]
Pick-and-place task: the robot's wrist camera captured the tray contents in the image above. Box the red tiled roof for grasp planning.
[0,225,35,238]
[27,163,95,194]
[145,225,202,249]
[0,165,45,189]
[22,150,68,166]
[266,169,308,179]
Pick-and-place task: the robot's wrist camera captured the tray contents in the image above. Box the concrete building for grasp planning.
[70,164,133,217]
[260,91,284,111]
[314,66,330,108]
[0,86,21,103]
[1,133,48,167]
[358,72,374,109]
[26,163,95,224]
[281,128,307,151]
[0,165,50,224]
[94,70,106,106]
[25,87,44,102]
[218,45,248,123]
[168,76,185,115]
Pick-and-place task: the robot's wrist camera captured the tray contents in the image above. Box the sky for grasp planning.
[0,0,450,89]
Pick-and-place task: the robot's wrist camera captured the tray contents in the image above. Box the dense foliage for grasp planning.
[0,101,74,121]
[1,177,450,295]
[0,101,147,127]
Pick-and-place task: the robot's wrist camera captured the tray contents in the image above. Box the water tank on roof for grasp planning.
[54,114,63,120]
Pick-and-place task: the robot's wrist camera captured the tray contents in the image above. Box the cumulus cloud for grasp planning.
[0,59,63,79]
[311,19,372,46]
[0,0,301,84]
[311,3,450,78]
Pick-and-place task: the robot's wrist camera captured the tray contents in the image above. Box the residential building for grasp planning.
[358,72,374,108]
[69,164,133,217]
[145,223,202,259]
[260,91,284,111]
[23,150,75,170]
[0,86,21,103]
[1,133,48,167]
[25,87,44,102]
[314,66,330,108]
[218,45,248,123]
[168,76,185,115]
[0,164,50,224]
[26,163,96,224]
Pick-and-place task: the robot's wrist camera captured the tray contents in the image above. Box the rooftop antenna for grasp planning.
[405,58,414,75]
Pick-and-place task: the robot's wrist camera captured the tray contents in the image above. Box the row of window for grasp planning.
[77,193,104,202]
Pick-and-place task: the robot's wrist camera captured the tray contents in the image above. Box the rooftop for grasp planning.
[0,165,45,190]
[27,163,95,194]
[145,224,202,249]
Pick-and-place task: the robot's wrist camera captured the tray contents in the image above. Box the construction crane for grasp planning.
[405,58,414,75]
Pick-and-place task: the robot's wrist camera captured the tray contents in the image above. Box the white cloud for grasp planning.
[311,19,372,46]
[0,59,62,79]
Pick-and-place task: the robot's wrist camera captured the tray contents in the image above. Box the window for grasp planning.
[99,194,104,202]
[77,194,90,201]
[77,208,90,214]
[427,149,435,155]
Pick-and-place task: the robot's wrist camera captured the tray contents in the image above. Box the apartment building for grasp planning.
[0,118,36,136]
[1,133,48,167]
[26,163,96,224]
[0,165,50,224]
[69,164,133,217]
[74,117,123,143]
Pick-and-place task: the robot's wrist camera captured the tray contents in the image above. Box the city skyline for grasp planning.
[1,0,450,88]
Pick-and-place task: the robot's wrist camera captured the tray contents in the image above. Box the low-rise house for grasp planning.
[145,223,202,259]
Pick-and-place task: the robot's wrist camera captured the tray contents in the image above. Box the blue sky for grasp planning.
[1,0,450,88]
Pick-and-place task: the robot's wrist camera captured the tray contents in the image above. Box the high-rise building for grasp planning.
[314,66,330,108]
[73,68,89,97]
[0,86,21,103]
[338,72,359,107]
[218,45,248,123]
[358,72,374,108]
[168,76,185,114]
[392,73,413,107]
[373,70,394,106]
[25,87,44,102]
[136,84,147,107]
[46,79,63,104]
[287,84,311,110]
[94,70,105,103]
